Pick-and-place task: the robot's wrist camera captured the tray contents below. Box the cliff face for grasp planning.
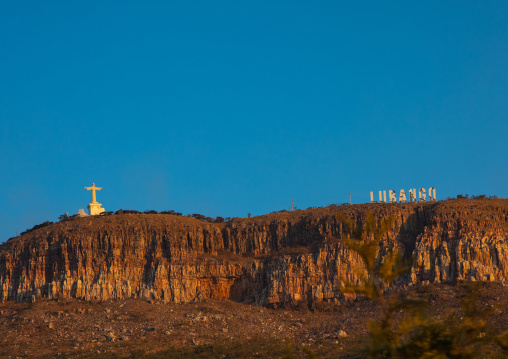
[1,199,507,305]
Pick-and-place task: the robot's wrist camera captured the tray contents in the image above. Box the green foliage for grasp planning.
[365,285,508,359]
[111,338,325,359]
[58,213,70,221]
[184,213,234,223]
[283,338,295,359]
[471,194,487,199]
[191,213,210,221]
[303,347,319,359]
[337,212,508,359]
[20,220,54,236]
[112,209,228,222]
[114,209,141,214]
[160,210,182,216]
[337,212,403,301]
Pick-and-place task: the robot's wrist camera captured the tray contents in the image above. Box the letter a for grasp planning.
[389,190,397,203]
[419,188,426,202]
[399,189,407,203]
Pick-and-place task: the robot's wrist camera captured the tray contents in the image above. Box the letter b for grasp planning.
[389,190,397,203]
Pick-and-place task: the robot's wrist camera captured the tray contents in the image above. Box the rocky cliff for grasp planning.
[1,199,507,306]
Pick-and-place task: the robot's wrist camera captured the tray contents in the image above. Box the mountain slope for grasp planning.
[1,199,507,305]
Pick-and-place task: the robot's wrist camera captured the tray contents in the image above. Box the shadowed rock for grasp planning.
[1,199,507,306]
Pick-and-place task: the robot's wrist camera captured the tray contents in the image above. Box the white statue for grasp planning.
[84,183,105,215]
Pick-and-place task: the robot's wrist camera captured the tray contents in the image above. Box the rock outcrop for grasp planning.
[1,199,507,305]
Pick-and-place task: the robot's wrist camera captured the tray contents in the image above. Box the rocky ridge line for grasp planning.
[1,199,507,306]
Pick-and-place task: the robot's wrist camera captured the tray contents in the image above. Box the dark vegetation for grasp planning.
[110,209,233,223]
[54,209,234,224]
[452,194,497,200]
[103,339,323,359]
[337,211,508,358]
[2,282,507,359]
[19,220,54,236]
[9,208,231,241]
[3,200,508,358]
[115,209,141,214]
[160,210,182,215]
[10,195,502,242]
[185,213,232,223]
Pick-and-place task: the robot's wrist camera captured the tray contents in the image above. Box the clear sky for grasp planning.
[1,1,507,243]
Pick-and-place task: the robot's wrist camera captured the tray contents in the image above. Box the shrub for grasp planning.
[20,220,54,236]
[191,213,206,221]
[58,213,70,221]
[336,212,508,358]
[160,210,182,216]
[115,209,141,214]
[471,195,487,199]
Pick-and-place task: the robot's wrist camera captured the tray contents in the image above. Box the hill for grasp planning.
[1,199,507,305]
[1,199,508,358]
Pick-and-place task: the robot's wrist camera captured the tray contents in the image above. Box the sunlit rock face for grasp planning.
[1,199,507,305]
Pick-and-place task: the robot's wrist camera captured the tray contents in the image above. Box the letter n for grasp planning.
[408,189,417,203]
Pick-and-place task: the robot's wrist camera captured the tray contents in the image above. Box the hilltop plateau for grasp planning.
[1,199,508,357]
[2,199,508,305]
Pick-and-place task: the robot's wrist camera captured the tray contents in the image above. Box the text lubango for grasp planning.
[370,188,436,203]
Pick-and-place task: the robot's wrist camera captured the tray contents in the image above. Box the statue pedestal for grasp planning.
[87,202,105,216]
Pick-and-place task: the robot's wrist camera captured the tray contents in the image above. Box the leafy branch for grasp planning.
[337,212,508,358]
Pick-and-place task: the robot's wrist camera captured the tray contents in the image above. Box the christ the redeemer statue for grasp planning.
[84,182,105,215]
[85,183,102,203]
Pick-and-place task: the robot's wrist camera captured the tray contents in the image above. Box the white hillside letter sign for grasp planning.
[419,188,426,202]
[399,189,407,203]
[370,187,436,203]
[428,187,436,201]
[408,188,417,203]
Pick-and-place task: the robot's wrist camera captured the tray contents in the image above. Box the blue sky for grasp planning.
[1,1,507,242]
